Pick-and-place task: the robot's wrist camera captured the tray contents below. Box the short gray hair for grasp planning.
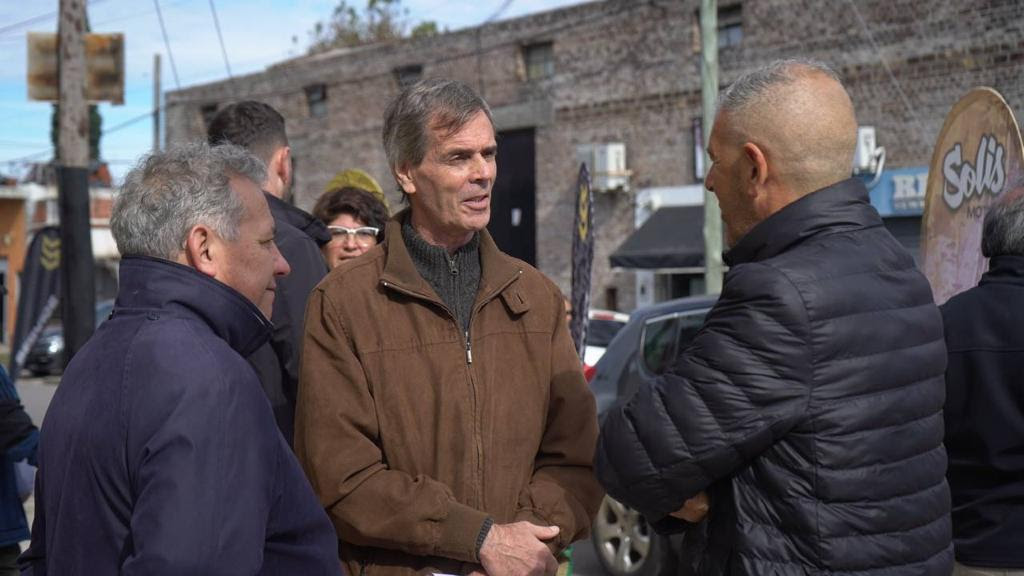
[111,142,266,260]
[982,178,1024,258]
[719,58,841,113]
[382,78,492,179]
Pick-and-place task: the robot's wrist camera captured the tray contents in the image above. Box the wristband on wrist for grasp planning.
[475,517,494,560]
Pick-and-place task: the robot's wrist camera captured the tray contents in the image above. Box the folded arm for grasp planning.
[595,263,812,529]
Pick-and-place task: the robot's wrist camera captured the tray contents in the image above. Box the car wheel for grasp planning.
[29,368,51,377]
[591,496,675,576]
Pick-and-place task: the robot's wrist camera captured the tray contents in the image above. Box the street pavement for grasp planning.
[16,373,58,426]
[14,373,57,554]
[572,540,604,576]
[11,373,609,575]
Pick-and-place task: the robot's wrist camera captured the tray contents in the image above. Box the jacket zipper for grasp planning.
[464,328,482,507]
[381,270,521,510]
[458,268,523,370]
[461,270,521,510]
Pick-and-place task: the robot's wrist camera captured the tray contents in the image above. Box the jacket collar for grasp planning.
[115,255,273,357]
[724,177,882,266]
[981,254,1024,286]
[264,192,331,247]
[380,209,522,305]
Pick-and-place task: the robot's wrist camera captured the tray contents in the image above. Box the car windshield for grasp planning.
[587,319,627,348]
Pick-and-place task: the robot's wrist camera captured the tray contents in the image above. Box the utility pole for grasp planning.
[700,0,724,294]
[57,0,96,364]
[153,53,161,151]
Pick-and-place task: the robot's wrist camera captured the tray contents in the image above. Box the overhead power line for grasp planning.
[153,0,181,89]
[842,0,928,151]
[0,139,50,147]
[208,0,234,80]
[102,110,156,135]
[1,106,163,168]
[482,0,516,24]
[0,0,109,37]
[90,0,190,28]
[169,0,640,106]
[1,148,53,167]
[0,11,56,36]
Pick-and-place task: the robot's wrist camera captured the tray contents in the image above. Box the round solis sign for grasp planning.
[922,87,1024,305]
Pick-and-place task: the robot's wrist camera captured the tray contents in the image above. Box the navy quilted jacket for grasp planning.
[595,178,953,575]
[21,257,339,575]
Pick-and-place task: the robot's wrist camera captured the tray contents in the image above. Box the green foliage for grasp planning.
[410,21,439,39]
[49,104,102,162]
[307,0,439,54]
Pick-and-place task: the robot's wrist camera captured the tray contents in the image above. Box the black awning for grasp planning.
[609,205,706,269]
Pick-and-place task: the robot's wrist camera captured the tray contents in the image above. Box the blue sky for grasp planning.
[0,0,585,181]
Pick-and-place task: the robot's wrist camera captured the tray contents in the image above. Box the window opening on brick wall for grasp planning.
[718,4,742,49]
[692,3,743,51]
[200,103,219,129]
[305,84,328,118]
[394,65,423,89]
[524,42,554,80]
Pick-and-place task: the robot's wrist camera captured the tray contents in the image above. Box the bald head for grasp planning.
[718,59,858,196]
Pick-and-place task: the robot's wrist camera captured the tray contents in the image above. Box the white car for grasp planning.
[583,309,630,380]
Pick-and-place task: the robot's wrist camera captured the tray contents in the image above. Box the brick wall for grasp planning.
[166,0,1024,311]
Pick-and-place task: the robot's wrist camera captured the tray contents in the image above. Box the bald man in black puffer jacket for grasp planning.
[596,59,952,575]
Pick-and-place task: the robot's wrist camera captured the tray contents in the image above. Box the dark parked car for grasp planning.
[588,295,717,576]
[23,299,115,377]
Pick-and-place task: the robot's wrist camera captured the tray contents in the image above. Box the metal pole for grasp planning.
[153,53,161,152]
[58,0,88,169]
[700,0,723,294]
[57,0,96,365]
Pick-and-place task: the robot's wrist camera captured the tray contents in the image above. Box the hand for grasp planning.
[669,491,709,523]
[478,521,560,576]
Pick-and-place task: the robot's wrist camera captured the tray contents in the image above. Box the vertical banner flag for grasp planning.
[9,227,62,382]
[570,164,594,360]
[922,88,1024,304]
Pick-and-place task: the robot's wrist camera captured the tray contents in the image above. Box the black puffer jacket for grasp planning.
[596,179,953,575]
[248,193,329,446]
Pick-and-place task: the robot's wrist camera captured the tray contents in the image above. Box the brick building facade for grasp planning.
[165,0,1024,312]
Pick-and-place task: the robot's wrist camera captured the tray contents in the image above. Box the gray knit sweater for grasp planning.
[401,217,481,333]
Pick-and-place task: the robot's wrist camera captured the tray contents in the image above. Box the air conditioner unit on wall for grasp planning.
[853,126,886,188]
[576,143,631,192]
[854,126,883,174]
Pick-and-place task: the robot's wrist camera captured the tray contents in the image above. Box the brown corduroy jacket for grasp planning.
[295,216,603,576]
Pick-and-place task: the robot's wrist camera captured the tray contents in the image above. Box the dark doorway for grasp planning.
[489,128,536,265]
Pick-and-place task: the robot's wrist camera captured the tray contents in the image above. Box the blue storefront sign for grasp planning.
[861,166,929,217]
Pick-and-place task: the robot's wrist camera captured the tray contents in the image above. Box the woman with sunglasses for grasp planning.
[312,186,389,269]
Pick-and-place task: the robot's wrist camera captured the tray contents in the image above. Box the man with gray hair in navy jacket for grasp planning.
[21,143,339,575]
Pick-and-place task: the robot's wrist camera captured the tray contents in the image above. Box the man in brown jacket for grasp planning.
[296,78,603,576]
